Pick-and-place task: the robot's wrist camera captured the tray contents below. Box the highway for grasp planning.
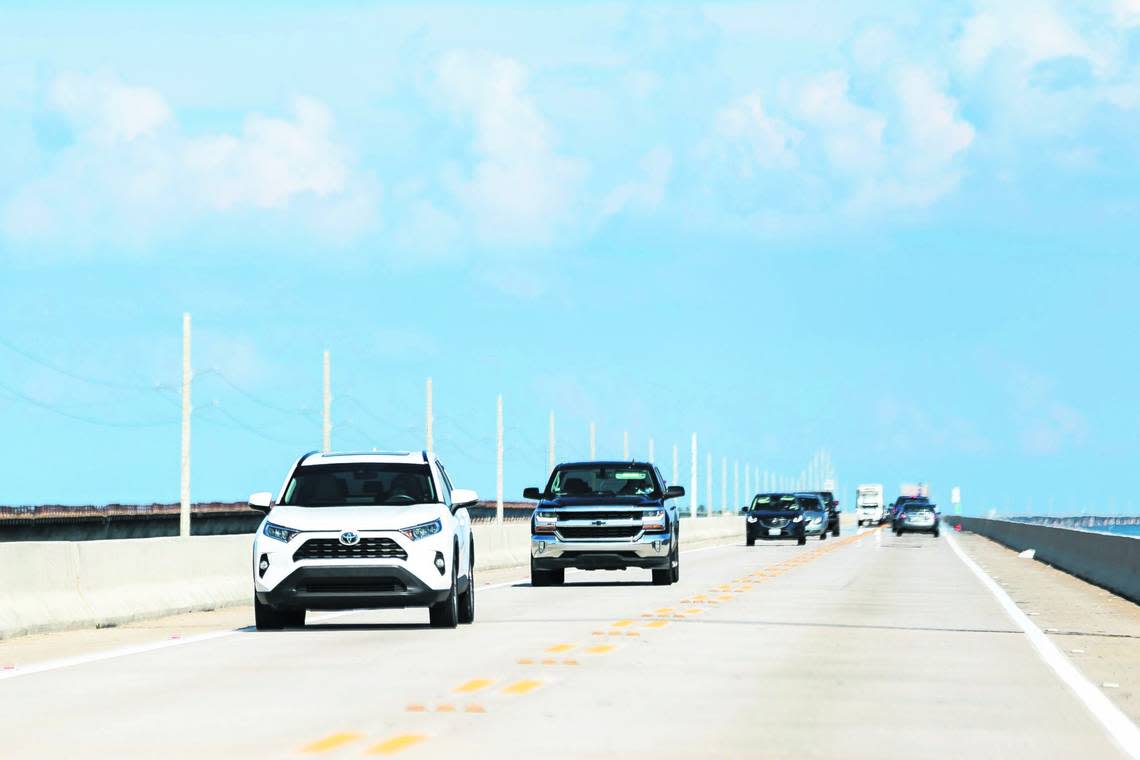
[0,528,1133,759]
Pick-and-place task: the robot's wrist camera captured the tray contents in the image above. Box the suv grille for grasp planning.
[558,526,642,540]
[292,537,407,562]
[301,578,407,595]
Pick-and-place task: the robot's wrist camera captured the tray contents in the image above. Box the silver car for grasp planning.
[794,493,830,541]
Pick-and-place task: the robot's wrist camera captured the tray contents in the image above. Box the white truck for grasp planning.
[855,484,885,526]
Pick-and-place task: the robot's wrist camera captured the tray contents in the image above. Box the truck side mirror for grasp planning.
[523,487,543,500]
[664,485,685,499]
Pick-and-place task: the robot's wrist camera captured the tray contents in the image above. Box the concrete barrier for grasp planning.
[0,516,746,639]
[956,517,1140,604]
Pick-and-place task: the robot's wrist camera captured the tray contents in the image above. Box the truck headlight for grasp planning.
[534,511,558,534]
[263,522,299,542]
[400,519,442,541]
[642,509,666,533]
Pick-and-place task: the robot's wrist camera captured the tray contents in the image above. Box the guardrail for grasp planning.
[948,516,1140,604]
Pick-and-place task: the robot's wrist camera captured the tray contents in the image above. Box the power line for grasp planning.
[0,378,177,429]
[0,336,166,393]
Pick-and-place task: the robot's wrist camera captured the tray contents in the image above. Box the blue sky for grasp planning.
[1,2,1139,515]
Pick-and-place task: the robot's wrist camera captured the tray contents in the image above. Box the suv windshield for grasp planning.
[796,496,824,510]
[282,463,439,506]
[548,465,660,498]
[752,494,799,511]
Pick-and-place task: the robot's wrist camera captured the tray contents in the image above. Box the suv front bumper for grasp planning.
[256,565,456,611]
[531,532,671,570]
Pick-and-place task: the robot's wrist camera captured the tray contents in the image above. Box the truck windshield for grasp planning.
[548,465,660,497]
[281,463,439,506]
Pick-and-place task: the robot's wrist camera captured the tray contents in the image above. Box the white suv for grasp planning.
[248,451,477,630]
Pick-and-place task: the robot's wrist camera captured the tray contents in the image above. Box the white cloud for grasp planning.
[436,52,587,246]
[3,74,375,247]
[602,146,672,216]
[957,3,1102,75]
[1113,0,1140,27]
[713,94,801,175]
[794,70,886,177]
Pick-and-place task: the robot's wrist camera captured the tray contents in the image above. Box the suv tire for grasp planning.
[458,547,475,624]
[429,555,460,628]
[820,531,827,541]
[746,536,755,547]
[797,535,807,546]
[254,596,286,631]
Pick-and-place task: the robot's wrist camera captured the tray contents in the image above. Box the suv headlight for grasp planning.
[746,515,758,523]
[263,522,299,542]
[792,515,804,523]
[400,519,442,541]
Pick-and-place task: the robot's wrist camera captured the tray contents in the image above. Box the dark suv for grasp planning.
[810,491,841,537]
[744,493,829,546]
[523,461,685,586]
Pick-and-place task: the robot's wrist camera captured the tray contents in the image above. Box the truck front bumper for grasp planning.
[531,533,672,570]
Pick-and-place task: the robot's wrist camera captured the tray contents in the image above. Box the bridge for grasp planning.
[1,520,1137,759]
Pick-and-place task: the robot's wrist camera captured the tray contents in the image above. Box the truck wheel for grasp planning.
[429,556,460,628]
[933,528,940,538]
[832,525,840,537]
[548,568,565,586]
[670,546,680,583]
[530,557,552,587]
[458,549,475,624]
[254,596,286,631]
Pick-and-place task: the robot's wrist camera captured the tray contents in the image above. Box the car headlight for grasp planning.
[400,518,442,541]
[792,515,804,523]
[263,522,299,542]
[746,515,758,523]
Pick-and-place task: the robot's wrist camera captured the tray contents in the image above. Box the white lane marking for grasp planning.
[945,532,1140,759]
[2,539,749,682]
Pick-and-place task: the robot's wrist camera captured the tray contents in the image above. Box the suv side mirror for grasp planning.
[523,487,543,500]
[664,485,685,499]
[451,489,479,509]
[248,491,273,514]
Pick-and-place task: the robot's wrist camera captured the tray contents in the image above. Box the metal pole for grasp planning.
[672,444,679,486]
[706,452,712,515]
[322,350,332,453]
[548,410,555,473]
[179,313,191,538]
[721,456,727,513]
[734,461,740,511]
[648,437,655,464]
[744,465,750,506]
[623,430,629,460]
[425,377,433,453]
[589,422,596,459]
[496,394,504,524]
[690,433,698,518]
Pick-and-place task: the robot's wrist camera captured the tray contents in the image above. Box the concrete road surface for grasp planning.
[0,528,1132,759]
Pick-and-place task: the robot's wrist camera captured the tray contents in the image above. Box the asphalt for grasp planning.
[0,527,1134,759]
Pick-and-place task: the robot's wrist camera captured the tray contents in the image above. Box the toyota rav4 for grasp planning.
[248,451,477,630]
[523,461,685,586]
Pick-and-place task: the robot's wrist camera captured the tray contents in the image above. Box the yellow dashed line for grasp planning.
[684,608,704,615]
[655,607,674,614]
[545,643,576,653]
[643,620,669,629]
[612,619,633,627]
[502,679,543,695]
[366,734,428,756]
[301,732,363,753]
[454,678,494,694]
[584,644,615,654]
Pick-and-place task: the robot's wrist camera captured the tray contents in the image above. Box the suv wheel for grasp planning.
[254,596,285,631]
[746,536,755,547]
[458,547,475,624]
[429,553,460,628]
[832,524,840,537]
[797,535,807,546]
[819,531,827,541]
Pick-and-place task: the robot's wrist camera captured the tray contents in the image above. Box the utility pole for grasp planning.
[496,394,504,523]
[425,377,433,452]
[721,456,727,513]
[589,422,596,459]
[744,465,750,506]
[623,430,629,460]
[548,410,555,473]
[648,436,655,464]
[322,350,332,453]
[179,313,191,538]
[672,444,679,486]
[690,433,698,518]
[734,461,740,511]
[706,452,712,516]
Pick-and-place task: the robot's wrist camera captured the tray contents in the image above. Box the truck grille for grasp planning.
[292,537,407,562]
[558,526,642,540]
[557,511,642,521]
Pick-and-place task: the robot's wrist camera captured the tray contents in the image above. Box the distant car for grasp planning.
[889,496,929,525]
[894,502,940,537]
[248,451,478,630]
[809,491,841,537]
[744,493,828,546]
[523,461,684,586]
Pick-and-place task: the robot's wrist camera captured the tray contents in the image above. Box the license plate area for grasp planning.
[768,528,782,536]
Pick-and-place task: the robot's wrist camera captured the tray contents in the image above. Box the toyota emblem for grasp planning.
[339,531,360,546]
